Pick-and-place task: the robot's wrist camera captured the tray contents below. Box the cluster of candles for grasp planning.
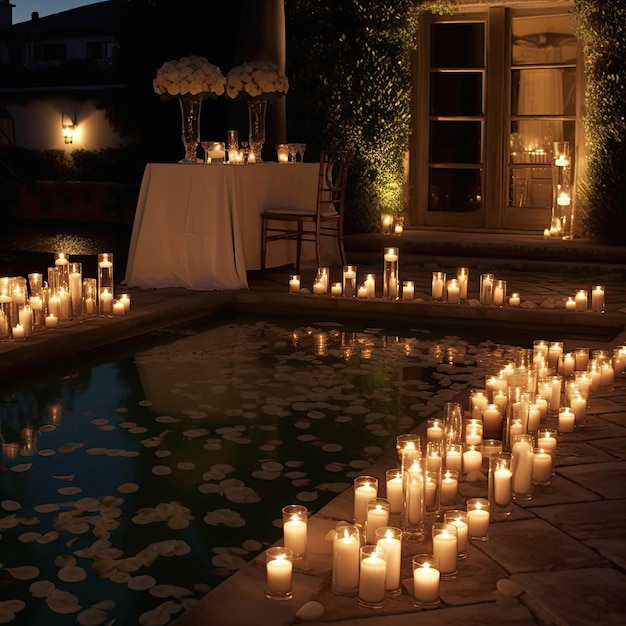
[0,252,130,342]
[287,251,607,312]
[265,336,623,607]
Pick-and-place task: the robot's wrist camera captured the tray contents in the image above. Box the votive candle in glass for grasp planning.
[282,504,308,559]
[466,497,490,541]
[411,554,440,608]
[265,546,293,600]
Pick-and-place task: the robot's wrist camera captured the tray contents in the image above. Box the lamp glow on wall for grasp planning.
[62,113,77,144]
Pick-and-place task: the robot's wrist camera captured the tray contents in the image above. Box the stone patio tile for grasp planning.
[591,436,626,459]
[585,537,626,571]
[529,499,626,541]
[473,518,607,574]
[557,461,626,499]
[511,567,626,626]
[598,410,626,427]
[554,440,620,467]
[513,473,601,507]
[586,397,626,415]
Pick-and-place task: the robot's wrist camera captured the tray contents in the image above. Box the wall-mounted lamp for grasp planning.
[62,113,77,144]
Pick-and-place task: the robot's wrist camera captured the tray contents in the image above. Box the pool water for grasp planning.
[0,316,518,625]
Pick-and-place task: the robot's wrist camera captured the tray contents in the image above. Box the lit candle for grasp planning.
[446,279,460,304]
[113,300,126,315]
[376,528,401,591]
[445,445,462,473]
[413,562,440,604]
[354,478,377,526]
[99,289,113,315]
[600,361,614,389]
[527,403,541,432]
[548,342,563,370]
[482,404,502,435]
[559,352,575,377]
[432,526,457,576]
[440,470,458,504]
[332,525,360,593]
[465,419,483,446]
[358,547,387,604]
[314,281,327,295]
[331,282,342,296]
[536,430,557,459]
[511,436,534,496]
[509,292,520,307]
[463,445,482,474]
[427,420,443,443]
[45,313,59,328]
[402,280,414,301]
[357,285,368,298]
[575,289,588,312]
[18,306,33,337]
[431,272,445,301]
[445,511,468,553]
[11,323,25,339]
[266,552,292,594]
[84,297,96,316]
[565,297,576,311]
[467,499,490,539]
[381,214,393,234]
[493,280,506,306]
[456,268,469,301]
[558,407,575,433]
[493,463,512,507]
[532,448,553,484]
[283,514,307,558]
[365,274,376,298]
[366,501,390,544]
[289,275,301,294]
[385,470,404,513]
[119,293,131,312]
[591,285,604,313]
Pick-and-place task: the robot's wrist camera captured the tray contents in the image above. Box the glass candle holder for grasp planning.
[431,522,458,579]
[479,273,494,305]
[465,418,483,447]
[444,509,469,559]
[446,278,460,304]
[424,468,441,517]
[265,546,293,600]
[411,554,440,608]
[276,143,289,163]
[575,289,588,311]
[364,273,376,298]
[510,433,534,500]
[431,271,446,302]
[98,253,114,317]
[443,401,464,444]
[613,345,626,377]
[402,280,414,300]
[426,418,444,444]
[456,267,469,301]
[331,523,361,596]
[493,279,507,307]
[83,278,97,317]
[396,433,421,470]
[462,444,483,477]
[382,247,399,300]
[426,441,443,473]
[440,469,459,506]
[532,447,553,486]
[489,452,512,513]
[288,274,301,294]
[282,504,308,559]
[385,469,404,515]
[358,544,387,609]
[558,406,576,434]
[68,262,83,319]
[54,252,70,293]
[375,526,402,596]
[444,443,463,473]
[343,265,357,298]
[353,475,378,526]
[402,457,426,542]
[17,304,33,337]
[466,497,491,541]
[315,267,330,294]
[365,497,390,544]
[536,428,557,470]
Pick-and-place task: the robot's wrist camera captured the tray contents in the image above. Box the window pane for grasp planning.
[510,120,576,162]
[428,168,482,212]
[431,23,484,68]
[430,73,483,116]
[512,15,577,65]
[509,167,552,209]
[511,68,576,115]
[430,121,482,164]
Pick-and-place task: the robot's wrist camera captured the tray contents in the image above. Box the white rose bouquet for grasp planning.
[153,55,226,100]
[225,60,289,100]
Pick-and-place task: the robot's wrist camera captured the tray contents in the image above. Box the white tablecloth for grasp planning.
[123,162,322,291]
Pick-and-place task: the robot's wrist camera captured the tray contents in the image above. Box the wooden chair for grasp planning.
[261,148,354,272]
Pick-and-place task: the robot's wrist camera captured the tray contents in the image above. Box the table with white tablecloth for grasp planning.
[123,162,325,291]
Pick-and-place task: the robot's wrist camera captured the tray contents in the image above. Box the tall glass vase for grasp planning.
[178,96,203,163]
[248,99,267,163]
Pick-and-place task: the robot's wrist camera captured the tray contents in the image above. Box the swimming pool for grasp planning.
[0,316,529,625]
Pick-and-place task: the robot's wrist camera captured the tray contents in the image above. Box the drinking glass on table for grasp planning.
[297,143,307,162]
[287,143,298,163]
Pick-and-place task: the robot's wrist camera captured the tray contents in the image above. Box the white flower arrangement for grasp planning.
[225,60,289,100]
[153,55,226,100]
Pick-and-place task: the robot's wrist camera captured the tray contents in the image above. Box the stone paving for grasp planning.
[2,245,626,626]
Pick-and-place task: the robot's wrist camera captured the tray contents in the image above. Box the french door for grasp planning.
[410,3,580,232]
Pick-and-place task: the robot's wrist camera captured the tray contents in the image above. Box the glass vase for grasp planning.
[248,99,267,162]
[178,96,203,163]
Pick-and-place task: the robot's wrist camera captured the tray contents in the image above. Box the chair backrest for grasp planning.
[317,149,354,217]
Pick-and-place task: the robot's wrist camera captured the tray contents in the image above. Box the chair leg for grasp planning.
[337,222,347,266]
[261,217,267,273]
[296,221,303,273]
[315,227,322,269]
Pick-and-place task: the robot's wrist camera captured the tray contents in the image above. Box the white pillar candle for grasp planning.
[289,275,301,293]
[365,274,376,298]
[314,281,327,295]
[99,289,113,315]
[402,280,414,301]
[113,300,126,315]
[511,437,534,496]
[558,407,575,433]
[59,288,70,321]
[532,449,553,483]
[565,297,576,311]
[463,446,482,473]
[444,511,468,553]
[366,501,390,544]
[600,362,614,389]
[284,518,307,558]
[444,446,463,473]
[569,394,587,426]
[527,404,541,432]
[493,280,505,306]
[432,526,457,576]
[431,272,445,301]
[447,279,460,303]
[45,313,59,328]
[119,293,131,312]
[266,553,292,593]
[559,352,575,377]
[591,285,605,312]
[427,420,443,443]
[354,478,377,526]
[332,524,360,594]
[358,547,387,604]
[440,471,458,504]
[509,292,521,307]
[331,282,342,296]
[456,267,469,301]
[536,430,557,459]
[357,285,368,298]
[470,390,488,419]
[575,289,588,312]
[385,470,404,513]
[482,404,502,434]
[413,562,440,604]
[376,529,402,591]
[18,306,33,337]
[467,500,490,538]
[548,343,564,369]
[11,323,25,339]
[493,464,512,507]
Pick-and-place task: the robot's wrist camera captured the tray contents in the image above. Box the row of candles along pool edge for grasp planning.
[0,252,131,341]
[287,248,607,312]
[265,341,623,606]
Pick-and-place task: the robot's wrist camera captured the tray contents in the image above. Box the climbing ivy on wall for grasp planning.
[284,0,455,234]
[575,0,626,245]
